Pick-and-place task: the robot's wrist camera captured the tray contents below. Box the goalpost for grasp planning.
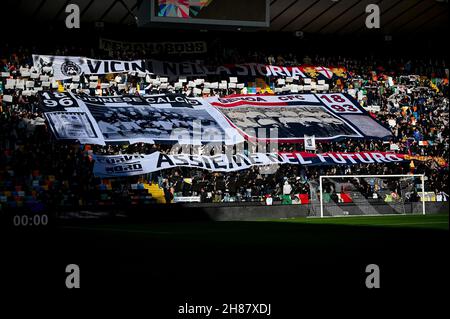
[317,174,426,218]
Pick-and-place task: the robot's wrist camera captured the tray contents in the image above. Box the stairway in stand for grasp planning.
[144,183,166,204]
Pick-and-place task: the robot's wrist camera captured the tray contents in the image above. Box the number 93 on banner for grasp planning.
[318,93,363,114]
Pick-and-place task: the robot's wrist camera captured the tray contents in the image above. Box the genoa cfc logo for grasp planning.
[61,61,82,76]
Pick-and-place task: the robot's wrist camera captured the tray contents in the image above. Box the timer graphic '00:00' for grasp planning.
[13,214,49,227]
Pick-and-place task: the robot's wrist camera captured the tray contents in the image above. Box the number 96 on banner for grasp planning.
[39,92,77,110]
[318,93,363,114]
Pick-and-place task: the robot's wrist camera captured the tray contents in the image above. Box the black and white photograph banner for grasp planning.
[38,92,391,145]
[208,93,392,142]
[44,111,101,145]
[38,92,244,145]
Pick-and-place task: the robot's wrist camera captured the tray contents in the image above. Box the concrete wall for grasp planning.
[199,204,309,221]
[173,202,448,221]
[52,202,448,222]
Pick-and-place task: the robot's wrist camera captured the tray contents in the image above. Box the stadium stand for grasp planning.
[1,1,448,218]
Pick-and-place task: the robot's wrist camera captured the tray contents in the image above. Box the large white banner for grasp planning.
[33,55,148,81]
[39,92,392,144]
[92,151,412,178]
[32,54,347,80]
[207,93,392,142]
[39,92,244,145]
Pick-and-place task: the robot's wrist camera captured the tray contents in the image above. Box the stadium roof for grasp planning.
[8,0,449,34]
[269,0,448,34]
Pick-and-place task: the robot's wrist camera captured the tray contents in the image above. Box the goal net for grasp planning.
[309,174,426,217]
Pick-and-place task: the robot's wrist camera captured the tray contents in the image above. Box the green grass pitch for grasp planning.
[262,213,449,230]
[7,213,447,290]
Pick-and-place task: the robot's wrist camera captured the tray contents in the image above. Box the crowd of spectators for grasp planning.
[1,43,448,212]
